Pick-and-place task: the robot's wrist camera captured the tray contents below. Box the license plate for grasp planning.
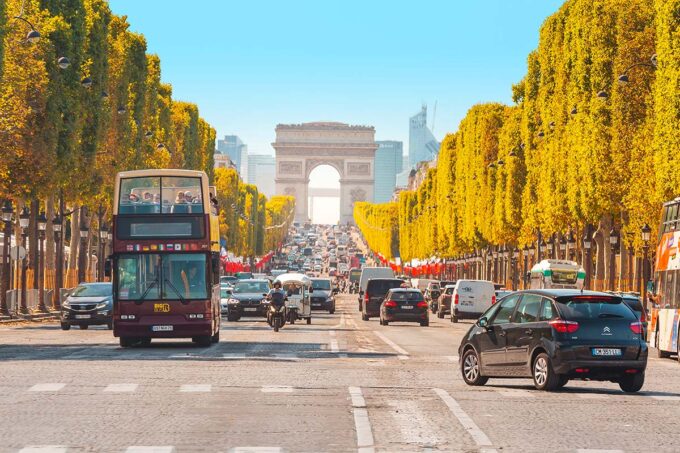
[75,314,91,319]
[313,304,321,307]
[592,348,622,356]
[401,305,413,310]
[152,325,173,332]
[244,307,257,312]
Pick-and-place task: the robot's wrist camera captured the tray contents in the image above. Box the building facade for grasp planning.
[247,154,276,198]
[408,105,439,169]
[373,141,403,203]
[273,122,378,224]
[214,153,237,170]
[216,135,248,177]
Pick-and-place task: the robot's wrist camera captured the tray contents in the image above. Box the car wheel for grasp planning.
[193,336,212,347]
[211,330,220,343]
[451,315,458,323]
[329,309,335,315]
[107,322,113,330]
[437,309,445,319]
[383,319,389,326]
[532,353,559,391]
[60,322,71,331]
[556,375,569,389]
[306,317,311,325]
[656,329,672,358]
[119,337,135,348]
[461,349,488,386]
[619,372,645,393]
[362,313,369,321]
[139,338,151,347]
[79,324,88,330]
[420,320,429,327]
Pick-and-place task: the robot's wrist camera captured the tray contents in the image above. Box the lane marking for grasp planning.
[261,386,293,393]
[230,448,282,453]
[576,450,624,453]
[126,448,175,453]
[373,331,409,356]
[446,355,459,362]
[18,447,67,453]
[349,386,375,453]
[29,383,65,392]
[179,384,211,393]
[222,353,247,359]
[651,395,680,401]
[496,388,535,398]
[104,383,138,393]
[398,355,410,360]
[433,388,495,449]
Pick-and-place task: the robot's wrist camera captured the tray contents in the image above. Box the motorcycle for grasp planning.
[267,292,287,332]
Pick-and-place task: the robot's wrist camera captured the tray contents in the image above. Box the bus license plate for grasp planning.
[244,307,257,312]
[592,348,622,356]
[152,325,173,332]
[401,305,413,310]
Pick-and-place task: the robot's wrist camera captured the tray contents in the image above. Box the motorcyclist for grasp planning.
[266,281,287,326]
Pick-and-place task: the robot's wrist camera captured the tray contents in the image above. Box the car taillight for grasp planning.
[454,294,459,305]
[385,300,397,308]
[549,319,579,333]
[364,292,370,302]
[629,321,644,334]
[491,295,496,305]
[417,301,428,309]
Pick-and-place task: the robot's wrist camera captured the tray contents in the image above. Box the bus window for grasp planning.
[117,254,161,300]
[664,271,675,309]
[120,177,161,214]
[162,176,204,214]
[163,253,208,300]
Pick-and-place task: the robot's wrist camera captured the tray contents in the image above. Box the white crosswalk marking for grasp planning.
[18,447,67,453]
[222,353,246,359]
[179,384,211,392]
[104,383,138,393]
[29,383,65,392]
[125,447,175,453]
[230,448,282,453]
[651,395,680,401]
[576,450,624,453]
[388,400,440,446]
[374,331,409,356]
[261,386,293,393]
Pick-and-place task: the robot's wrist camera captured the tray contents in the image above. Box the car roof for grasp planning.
[515,289,622,299]
[388,288,421,292]
[235,279,269,284]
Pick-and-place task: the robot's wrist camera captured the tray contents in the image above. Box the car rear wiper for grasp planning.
[598,313,624,318]
[164,278,187,304]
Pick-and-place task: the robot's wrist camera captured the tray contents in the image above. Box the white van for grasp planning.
[358,267,395,307]
[451,279,496,323]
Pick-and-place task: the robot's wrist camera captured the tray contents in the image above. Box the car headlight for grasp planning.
[228,298,240,305]
[62,300,71,308]
[95,302,110,309]
[326,298,333,303]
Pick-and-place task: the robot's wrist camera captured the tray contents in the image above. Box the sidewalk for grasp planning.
[0,310,58,324]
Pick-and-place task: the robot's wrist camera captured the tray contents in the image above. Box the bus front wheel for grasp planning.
[193,336,212,347]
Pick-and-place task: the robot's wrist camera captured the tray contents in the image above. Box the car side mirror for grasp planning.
[104,259,112,278]
[477,317,489,329]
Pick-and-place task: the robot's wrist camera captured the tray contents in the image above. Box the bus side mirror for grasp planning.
[104,259,112,278]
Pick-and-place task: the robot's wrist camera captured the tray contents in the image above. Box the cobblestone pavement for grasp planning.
[1,294,679,452]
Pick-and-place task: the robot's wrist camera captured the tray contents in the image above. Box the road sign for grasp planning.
[10,246,26,261]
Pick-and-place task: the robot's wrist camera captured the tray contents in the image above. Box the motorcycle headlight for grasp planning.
[261,299,269,304]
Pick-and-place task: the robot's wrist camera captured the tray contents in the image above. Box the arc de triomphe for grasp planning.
[273,122,377,224]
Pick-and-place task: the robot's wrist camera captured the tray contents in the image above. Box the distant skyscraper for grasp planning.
[216,135,248,176]
[408,105,439,168]
[374,141,403,203]
[247,154,276,197]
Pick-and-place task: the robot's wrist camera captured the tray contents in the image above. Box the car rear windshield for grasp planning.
[622,297,643,314]
[71,284,112,297]
[556,296,636,320]
[390,291,424,302]
[367,279,404,294]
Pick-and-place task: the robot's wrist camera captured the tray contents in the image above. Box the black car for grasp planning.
[458,290,648,392]
[379,288,429,327]
[615,293,648,338]
[225,279,271,321]
[361,278,404,321]
[310,278,337,314]
[61,283,113,330]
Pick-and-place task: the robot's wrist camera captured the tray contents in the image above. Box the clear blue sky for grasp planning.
[109,0,564,157]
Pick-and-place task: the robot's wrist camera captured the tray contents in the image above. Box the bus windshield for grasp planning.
[551,270,578,284]
[117,253,208,300]
[119,176,204,215]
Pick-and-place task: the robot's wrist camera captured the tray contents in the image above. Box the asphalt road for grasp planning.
[1,294,679,453]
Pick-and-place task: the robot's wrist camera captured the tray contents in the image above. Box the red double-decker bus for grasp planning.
[110,169,221,347]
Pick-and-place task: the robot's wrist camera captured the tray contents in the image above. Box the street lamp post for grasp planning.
[19,208,30,314]
[492,248,499,283]
[609,227,619,291]
[567,231,576,261]
[559,236,567,260]
[0,202,14,315]
[641,223,652,307]
[502,246,509,287]
[78,225,89,283]
[512,247,519,291]
[52,215,63,309]
[37,212,47,313]
[522,246,529,289]
[583,229,593,290]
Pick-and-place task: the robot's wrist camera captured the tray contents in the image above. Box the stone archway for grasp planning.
[273,122,377,224]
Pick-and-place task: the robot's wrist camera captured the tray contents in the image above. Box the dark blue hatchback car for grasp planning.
[458,289,648,392]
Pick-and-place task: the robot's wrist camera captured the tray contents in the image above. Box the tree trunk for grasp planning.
[29,200,39,289]
[45,195,55,270]
[68,209,79,270]
[593,217,611,291]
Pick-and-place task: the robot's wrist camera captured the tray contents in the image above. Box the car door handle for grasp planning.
[498,330,506,337]
[525,329,533,335]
